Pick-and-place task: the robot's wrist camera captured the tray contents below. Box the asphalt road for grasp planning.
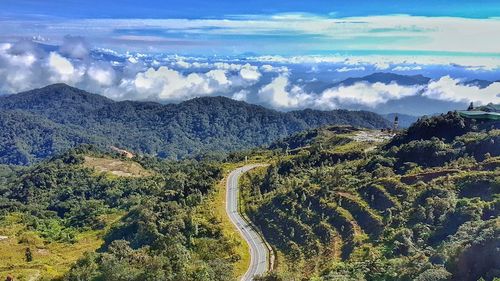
[226,165,269,281]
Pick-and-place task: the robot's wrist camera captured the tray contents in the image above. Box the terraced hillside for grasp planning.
[240,116,500,280]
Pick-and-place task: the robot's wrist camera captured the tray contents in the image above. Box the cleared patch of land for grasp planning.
[83,156,151,177]
[350,130,393,143]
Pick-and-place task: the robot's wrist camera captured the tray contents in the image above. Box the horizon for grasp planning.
[6,78,497,118]
[0,0,499,115]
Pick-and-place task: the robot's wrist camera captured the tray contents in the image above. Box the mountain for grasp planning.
[302,72,431,94]
[241,115,500,281]
[0,106,498,280]
[336,72,431,86]
[373,94,468,116]
[464,79,499,88]
[0,84,391,165]
[476,103,500,113]
[302,72,450,116]
[301,73,498,116]
[331,73,476,116]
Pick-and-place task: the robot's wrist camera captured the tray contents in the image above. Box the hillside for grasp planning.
[241,114,500,280]
[0,148,241,280]
[0,84,390,165]
[0,108,498,281]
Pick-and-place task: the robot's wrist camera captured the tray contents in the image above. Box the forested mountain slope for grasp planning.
[0,84,390,165]
[0,147,239,280]
[241,113,500,281]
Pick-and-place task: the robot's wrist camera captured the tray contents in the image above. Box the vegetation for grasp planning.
[241,116,500,280]
[1,88,499,281]
[0,83,390,165]
[0,147,242,280]
[388,111,500,147]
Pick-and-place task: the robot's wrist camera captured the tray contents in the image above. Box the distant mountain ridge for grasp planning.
[0,84,391,165]
[302,72,432,94]
[302,72,497,116]
[336,72,431,86]
[382,113,419,128]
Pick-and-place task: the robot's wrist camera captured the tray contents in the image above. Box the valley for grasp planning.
[2,2,500,280]
[0,85,498,281]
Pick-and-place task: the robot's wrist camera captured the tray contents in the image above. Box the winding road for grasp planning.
[226,165,269,281]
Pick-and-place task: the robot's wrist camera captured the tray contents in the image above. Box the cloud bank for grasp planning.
[0,39,498,115]
[424,76,500,105]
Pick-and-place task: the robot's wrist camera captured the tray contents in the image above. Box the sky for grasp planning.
[0,0,499,114]
[1,0,500,55]
[2,0,500,19]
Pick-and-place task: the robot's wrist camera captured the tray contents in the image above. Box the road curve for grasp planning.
[226,165,269,281]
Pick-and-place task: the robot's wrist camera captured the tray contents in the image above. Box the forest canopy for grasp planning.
[0,84,390,165]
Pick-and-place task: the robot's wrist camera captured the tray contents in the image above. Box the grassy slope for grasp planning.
[0,213,123,281]
[0,156,141,280]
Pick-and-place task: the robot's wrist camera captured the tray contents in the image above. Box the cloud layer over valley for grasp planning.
[0,37,499,115]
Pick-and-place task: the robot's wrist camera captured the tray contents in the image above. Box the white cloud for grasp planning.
[373,62,391,70]
[392,65,423,71]
[260,64,274,72]
[206,69,230,85]
[6,15,498,54]
[232,90,249,101]
[0,14,499,82]
[131,66,231,101]
[175,60,191,68]
[260,64,289,73]
[48,52,84,84]
[0,38,499,114]
[48,53,74,76]
[0,43,39,92]
[423,76,500,105]
[87,65,115,86]
[239,67,261,81]
[3,50,37,67]
[128,57,139,64]
[319,82,422,108]
[336,66,366,72]
[258,76,312,109]
[191,61,211,68]
[59,36,90,59]
[213,62,243,71]
[250,54,500,72]
[0,43,12,51]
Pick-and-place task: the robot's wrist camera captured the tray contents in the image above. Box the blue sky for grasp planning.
[1,0,499,56]
[2,0,500,19]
